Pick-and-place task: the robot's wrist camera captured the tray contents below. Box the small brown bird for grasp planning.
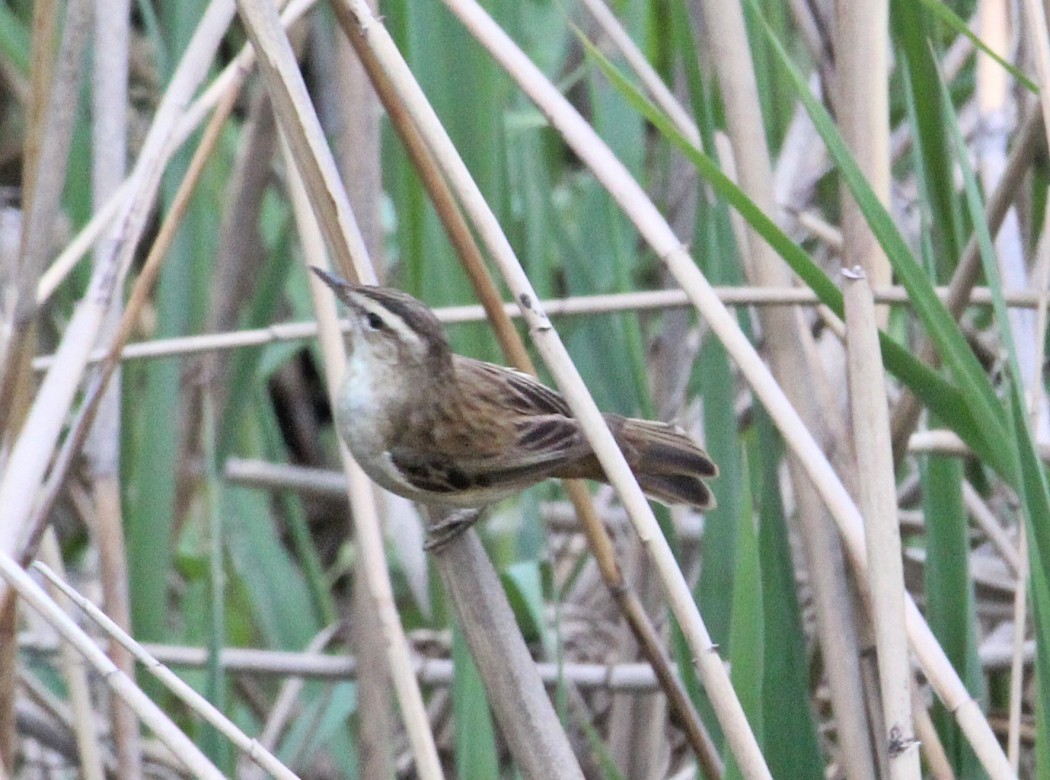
[314,267,717,514]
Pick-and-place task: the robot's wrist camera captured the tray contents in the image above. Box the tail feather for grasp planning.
[637,473,716,510]
[611,417,718,478]
[607,416,718,509]
[551,415,718,509]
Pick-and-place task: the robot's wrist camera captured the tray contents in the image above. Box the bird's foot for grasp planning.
[423,507,483,551]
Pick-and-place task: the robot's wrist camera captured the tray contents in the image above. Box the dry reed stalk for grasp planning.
[10,631,1022,680]
[0,552,225,779]
[333,10,719,770]
[1007,526,1029,771]
[279,133,444,779]
[427,0,1015,774]
[428,512,586,780]
[0,0,71,757]
[910,685,955,780]
[32,562,301,780]
[236,0,371,283]
[86,1,140,773]
[0,0,89,436]
[845,265,920,777]
[700,0,878,774]
[333,1,772,776]
[0,0,237,579]
[37,533,105,780]
[834,2,920,777]
[30,284,1050,371]
[315,52,394,754]
[961,482,1022,573]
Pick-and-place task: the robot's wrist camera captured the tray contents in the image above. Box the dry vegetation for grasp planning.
[0,0,1046,778]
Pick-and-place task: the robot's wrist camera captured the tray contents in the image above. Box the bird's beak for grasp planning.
[310,266,366,338]
[310,266,354,303]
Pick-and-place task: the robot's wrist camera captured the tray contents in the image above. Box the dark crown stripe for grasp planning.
[356,286,442,337]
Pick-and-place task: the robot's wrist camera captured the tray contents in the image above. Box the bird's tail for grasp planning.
[610,417,718,510]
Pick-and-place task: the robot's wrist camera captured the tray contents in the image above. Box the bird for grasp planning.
[312,267,717,530]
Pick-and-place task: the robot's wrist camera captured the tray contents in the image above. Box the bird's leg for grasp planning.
[423,507,485,551]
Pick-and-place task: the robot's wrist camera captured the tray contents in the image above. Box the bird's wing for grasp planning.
[382,357,585,496]
[457,357,573,417]
[389,414,589,496]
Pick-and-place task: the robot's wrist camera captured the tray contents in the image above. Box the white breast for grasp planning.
[336,352,426,499]
[337,350,387,457]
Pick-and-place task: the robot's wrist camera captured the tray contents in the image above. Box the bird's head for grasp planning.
[311,267,452,381]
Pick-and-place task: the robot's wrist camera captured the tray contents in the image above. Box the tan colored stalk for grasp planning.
[911,686,955,780]
[333,14,719,770]
[86,1,140,773]
[428,513,585,780]
[890,109,1043,458]
[334,2,771,776]
[281,137,444,780]
[318,54,401,742]
[118,642,739,687]
[89,637,1032,678]
[961,482,1022,573]
[22,85,240,559]
[0,0,238,576]
[1007,527,1028,770]
[0,552,225,779]
[0,0,67,746]
[835,2,920,776]
[28,284,1050,371]
[844,264,920,777]
[0,0,90,435]
[0,26,92,740]
[33,0,320,306]
[126,640,885,687]
[699,1,878,775]
[35,179,128,303]
[577,0,699,147]
[235,0,371,283]
[33,561,301,779]
[420,0,1015,774]
[38,533,105,780]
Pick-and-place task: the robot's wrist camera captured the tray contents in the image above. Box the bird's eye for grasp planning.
[365,312,385,330]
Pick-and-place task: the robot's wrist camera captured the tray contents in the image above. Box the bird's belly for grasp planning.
[336,360,398,473]
[336,362,444,501]
[335,357,542,506]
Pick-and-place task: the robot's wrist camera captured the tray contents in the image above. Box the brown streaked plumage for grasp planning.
[312,267,717,512]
